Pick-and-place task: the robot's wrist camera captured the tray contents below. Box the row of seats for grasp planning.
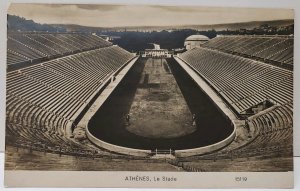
[179,47,293,114]
[249,103,293,133]
[197,124,293,161]
[172,150,293,172]
[6,46,135,153]
[6,122,124,158]
[226,103,293,158]
[203,35,294,67]
[7,33,112,65]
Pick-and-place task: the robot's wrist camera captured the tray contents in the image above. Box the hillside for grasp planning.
[51,19,294,32]
[7,14,66,32]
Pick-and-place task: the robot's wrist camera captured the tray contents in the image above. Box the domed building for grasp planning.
[184,35,209,50]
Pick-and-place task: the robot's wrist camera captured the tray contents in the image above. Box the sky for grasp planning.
[8,4,294,27]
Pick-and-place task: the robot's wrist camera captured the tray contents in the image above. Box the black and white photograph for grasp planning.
[3,2,295,188]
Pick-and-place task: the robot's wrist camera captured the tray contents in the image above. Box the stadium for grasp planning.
[5,5,293,172]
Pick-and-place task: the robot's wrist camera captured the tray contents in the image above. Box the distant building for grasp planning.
[184,35,209,50]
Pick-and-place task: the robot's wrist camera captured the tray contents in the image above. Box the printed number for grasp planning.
[235,177,247,182]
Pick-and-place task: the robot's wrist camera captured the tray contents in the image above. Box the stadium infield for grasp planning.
[126,58,196,139]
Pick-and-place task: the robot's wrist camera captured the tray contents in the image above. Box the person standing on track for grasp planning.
[192,114,196,126]
[126,114,131,125]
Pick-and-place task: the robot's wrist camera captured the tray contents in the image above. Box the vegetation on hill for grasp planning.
[7,14,66,32]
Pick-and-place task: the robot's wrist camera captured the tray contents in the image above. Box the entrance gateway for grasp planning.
[140,43,173,58]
